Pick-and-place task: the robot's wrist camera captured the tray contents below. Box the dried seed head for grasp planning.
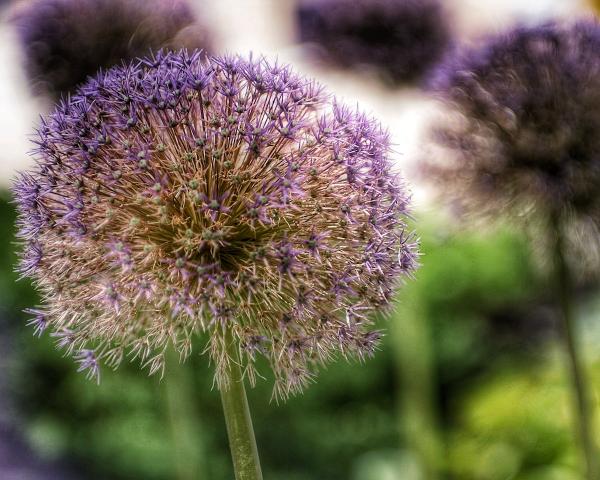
[14,50,417,398]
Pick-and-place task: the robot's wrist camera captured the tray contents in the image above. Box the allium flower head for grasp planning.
[10,0,211,100]
[425,20,600,263]
[296,0,451,85]
[14,50,417,397]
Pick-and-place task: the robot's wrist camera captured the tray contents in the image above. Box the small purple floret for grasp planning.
[74,349,101,384]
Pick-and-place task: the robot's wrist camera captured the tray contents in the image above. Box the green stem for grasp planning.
[552,214,598,480]
[220,334,263,480]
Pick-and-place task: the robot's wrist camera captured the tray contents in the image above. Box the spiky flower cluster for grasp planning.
[296,0,451,85]
[14,51,417,397]
[425,21,600,262]
[10,0,211,100]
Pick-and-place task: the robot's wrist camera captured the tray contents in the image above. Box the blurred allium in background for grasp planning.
[425,20,600,269]
[9,0,211,100]
[14,50,417,398]
[296,0,451,86]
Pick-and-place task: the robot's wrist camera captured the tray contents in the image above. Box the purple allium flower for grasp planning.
[296,0,451,85]
[14,50,417,397]
[424,20,600,265]
[9,0,211,100]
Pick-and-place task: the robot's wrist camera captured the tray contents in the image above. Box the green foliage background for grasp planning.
[2,193,599,480]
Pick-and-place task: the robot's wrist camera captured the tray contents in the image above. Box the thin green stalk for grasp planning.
[552,214,598,480]
[220,334,263,480]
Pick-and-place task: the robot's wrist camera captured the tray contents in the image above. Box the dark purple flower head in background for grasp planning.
[296,0,451,86]
[14,50,417,398]
[424,20,600,265]
[9,0,212,100]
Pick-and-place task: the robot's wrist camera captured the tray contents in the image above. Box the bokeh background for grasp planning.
[1,0,600,479]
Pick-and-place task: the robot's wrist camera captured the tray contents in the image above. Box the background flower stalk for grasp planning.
[552,212,598,480]
[220,331,263,480]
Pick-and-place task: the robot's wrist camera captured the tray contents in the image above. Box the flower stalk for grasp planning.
[552,213,598,480]
[220,334,263,480]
